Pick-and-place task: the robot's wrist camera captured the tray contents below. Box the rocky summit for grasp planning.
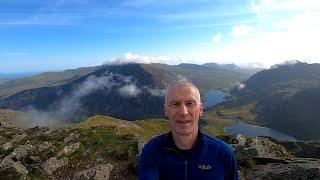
[0,120,319,179]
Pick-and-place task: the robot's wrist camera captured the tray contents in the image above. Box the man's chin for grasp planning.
[173,129,193,136]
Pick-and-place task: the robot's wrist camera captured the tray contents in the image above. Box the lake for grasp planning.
[204,90,228,108]
[225,121,297,141]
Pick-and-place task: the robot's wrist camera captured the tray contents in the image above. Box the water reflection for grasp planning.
[225,121,297,141]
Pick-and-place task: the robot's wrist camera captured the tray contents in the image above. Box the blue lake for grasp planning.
[225,121,297,141]
[203,90,228,108]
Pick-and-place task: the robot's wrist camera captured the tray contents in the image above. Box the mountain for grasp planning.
[0,66,98,99]
[202,63,263,76]
[0,78,10,85]
[224,62,320,139]
[0,63,252,122]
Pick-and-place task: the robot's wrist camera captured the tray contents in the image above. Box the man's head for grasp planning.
[164,81,203,136]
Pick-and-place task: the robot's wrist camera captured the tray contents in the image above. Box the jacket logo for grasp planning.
[198,164,212,170]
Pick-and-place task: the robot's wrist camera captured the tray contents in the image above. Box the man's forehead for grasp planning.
[167,85,200,101]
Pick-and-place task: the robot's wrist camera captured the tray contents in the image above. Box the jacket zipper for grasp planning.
[185,160,188,180]
[164,147,189,180]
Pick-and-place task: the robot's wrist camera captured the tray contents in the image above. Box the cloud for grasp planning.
[16,71,140,127]
[250,0,320,13]
[145,87,166,96]
[107,52,172,65]
[118,84,142,97]
[4,52,29,56]
[232,24,253,37]
[212,33,221,43]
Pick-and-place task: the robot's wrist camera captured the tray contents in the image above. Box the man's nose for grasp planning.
[178,104,188,115]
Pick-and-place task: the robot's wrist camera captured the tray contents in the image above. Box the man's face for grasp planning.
[165,84,203,136]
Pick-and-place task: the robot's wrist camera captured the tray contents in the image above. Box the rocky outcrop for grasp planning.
[12,144,36,161]
[0,155,28,179]
[73,164,114,180]
[247,158,320,180]
[58,142,82,156]
[41,157,68,175]
[1,122,319,179]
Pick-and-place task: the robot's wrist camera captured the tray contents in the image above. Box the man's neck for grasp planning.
[172,129,198,150]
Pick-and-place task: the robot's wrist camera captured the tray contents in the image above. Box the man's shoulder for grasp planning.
[141,133,169,154]
[201,133,235,156]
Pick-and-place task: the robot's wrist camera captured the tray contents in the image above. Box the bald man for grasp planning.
[139,81,238,180]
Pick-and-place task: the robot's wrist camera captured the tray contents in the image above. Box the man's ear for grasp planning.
[199,103,204,116]
[164,104,168,116]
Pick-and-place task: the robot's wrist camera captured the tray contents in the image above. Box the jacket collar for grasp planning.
[163,129,205,149]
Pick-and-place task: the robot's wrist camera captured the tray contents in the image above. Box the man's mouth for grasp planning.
[176,120,192,124]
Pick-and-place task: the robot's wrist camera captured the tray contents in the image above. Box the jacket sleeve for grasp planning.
[138,141,159,180]
[225,149,238,180]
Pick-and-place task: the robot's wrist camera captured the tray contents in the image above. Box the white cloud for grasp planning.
[119,84,142,97]
[232,24,253,37]
[212,33,221,43]
[107,52,173,65]
[4,52,29,56]
[250,0,320,13]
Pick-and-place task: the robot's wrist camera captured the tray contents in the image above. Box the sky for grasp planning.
[1,0,320,73]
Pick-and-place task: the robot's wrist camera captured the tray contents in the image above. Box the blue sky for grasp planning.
[1,0,320,73]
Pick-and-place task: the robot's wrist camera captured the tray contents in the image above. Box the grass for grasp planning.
[202,103,258,136]
[75,115,170,142]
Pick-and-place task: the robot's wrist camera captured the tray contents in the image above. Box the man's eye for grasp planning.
[169,102,179,107]
[186,102,196,106]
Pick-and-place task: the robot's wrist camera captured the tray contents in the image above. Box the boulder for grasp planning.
[247,158,320,180]
[41,157,68,175]
[58,142,82,156]
[235,137,291,159]
[0,155,28,179]
[12,144,36,161]
[0,142,13,152]
[63,133,80,143]
[37,141,53,152]
[73,163,114,180]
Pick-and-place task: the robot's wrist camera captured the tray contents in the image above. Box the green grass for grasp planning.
[202,103,258,136]
[75,115,170,142]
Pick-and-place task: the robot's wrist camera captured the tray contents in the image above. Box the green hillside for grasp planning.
[0,66,97,98]
[222,62,320,139]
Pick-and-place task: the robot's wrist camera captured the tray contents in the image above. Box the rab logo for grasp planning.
[198,164,212,171]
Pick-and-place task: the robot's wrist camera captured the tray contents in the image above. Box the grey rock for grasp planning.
[0,141,13,152]
[37,141,53,152]
[73,163,114,180]
[247,158,320,180]
[64,133,80,143]
[0,155,28,179]
[41,157,68,175]
[58,142,82,156]
[246,137,290,158]
[12,144,36,161]
[236,134,247,146]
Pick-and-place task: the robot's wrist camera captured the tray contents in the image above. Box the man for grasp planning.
[139,81,238,180]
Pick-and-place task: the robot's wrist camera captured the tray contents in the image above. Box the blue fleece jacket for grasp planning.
[139,131,238,180]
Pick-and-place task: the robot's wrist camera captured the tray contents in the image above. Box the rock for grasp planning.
[12,144,36,161]
[73,163,114,180]
[0,155,28,179]
[236,146,258,161]
[58,142,81,156]
[236,134,247,146]
[41,157,68,175]
[246,137,290,158]
[37,141,53,152]
[247,158,320,180]
[0,141,13,152]
[29,156,41,163]
[63,133,80,143]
